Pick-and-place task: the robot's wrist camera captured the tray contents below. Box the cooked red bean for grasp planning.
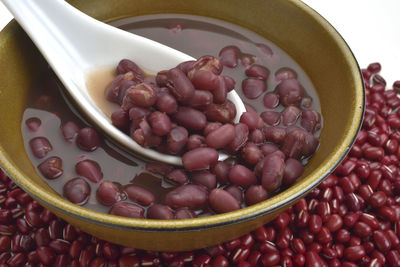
[156,92,178,114]
[167,126,188,154]
[177,60,195,74]
[209,189,240,213]
[242,78,266,99]
[38,157,63,180]
[302,132,320,157]
[205,100,237,123]
[225,185,244,204]
[61,121,79,142]
[205,124,235,148]
[261,111,281,126]
[219,46,239,68]
[261,154,285,192]
[249,129,265,144]
[63,178,90,205]
[283,158,304,185]
[75,160,103,183]
[76,128,100,152]
[109,202,144,219]
[240,53,256,67]
[165,169,188,185]
[190,171,217,189]
[282,129,306,159]
[260,143,279,155]
[301,110,321,133]
[223,76,235,92]
[282,106,301,126]
[117,59,143,79]
[128,106,151,128]
[132,119,162,148]
[173,107,207,131]
[186,134,206,151]
[263,126,286,144]
[187,55,223,76]
[124,185,155,206]
[241,142,263,166]
[228,165,257,187]
[212,78,228,104]
[111,109,130,130]
[106,73,134,103]
[175,208,196,219]
[148,111,171,136]
[189,70,219,91]
[203,122,222,137]
[276,78,302,106]
[239,111,263,130]
[245,64,269,80]
[96,181,126,206]
[29,137,52,159]
[164,184,208,209]
[245,185,268,205]
[147,204,174,220]
[211,161,230,185]
[182,147,219,171]
[187,90,214,108]
[274,67,298,82]
[263,93,280,109]
[167,67,195,103]
[122,83,157,108]
[226,123,249,153]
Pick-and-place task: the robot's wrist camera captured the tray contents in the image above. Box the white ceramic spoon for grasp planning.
[2,0,246,166]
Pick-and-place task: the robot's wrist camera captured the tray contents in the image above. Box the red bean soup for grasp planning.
[21,15,322,219]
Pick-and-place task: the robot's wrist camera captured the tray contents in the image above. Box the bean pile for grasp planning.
[2,63,400,266]
[91,52,320,217]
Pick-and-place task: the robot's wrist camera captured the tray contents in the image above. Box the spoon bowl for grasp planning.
[1,0,245,165]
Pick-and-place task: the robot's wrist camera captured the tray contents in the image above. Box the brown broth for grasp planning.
[21,14,321,215]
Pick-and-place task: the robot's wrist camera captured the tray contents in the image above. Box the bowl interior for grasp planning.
[0,0,363,250]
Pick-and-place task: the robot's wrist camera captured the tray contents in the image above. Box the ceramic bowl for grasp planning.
[0,0,364,251]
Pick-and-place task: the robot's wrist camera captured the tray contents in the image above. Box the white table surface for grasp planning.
[1,1,399,85]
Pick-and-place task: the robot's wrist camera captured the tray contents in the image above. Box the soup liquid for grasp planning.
[22,14,321,215]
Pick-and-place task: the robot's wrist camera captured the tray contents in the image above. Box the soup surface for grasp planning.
[21,14,321,217]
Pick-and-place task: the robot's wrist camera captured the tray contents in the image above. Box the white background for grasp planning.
[0,0,399,85]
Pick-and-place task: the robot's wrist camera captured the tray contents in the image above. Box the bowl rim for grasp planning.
[0,0,364,232]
